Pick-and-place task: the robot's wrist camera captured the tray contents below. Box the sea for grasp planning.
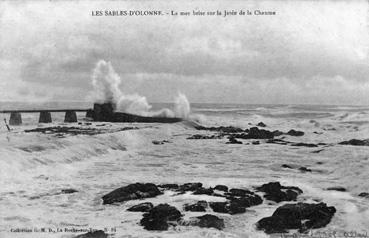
[0,102,368,238]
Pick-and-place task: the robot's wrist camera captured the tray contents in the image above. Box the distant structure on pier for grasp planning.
[1,102,181,125]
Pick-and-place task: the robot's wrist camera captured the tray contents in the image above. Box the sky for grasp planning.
[0,0,368,105]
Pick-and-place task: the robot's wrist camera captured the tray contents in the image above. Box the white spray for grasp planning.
[90,60,191,118]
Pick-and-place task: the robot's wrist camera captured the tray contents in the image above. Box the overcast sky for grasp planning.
[0,0,368,105]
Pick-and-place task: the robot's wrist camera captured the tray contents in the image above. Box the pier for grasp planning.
[0,109,91,125]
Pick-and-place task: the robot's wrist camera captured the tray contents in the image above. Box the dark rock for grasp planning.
[287,129,304,136]
[311,149,324,153]
[244,127,275,139]
[209,202,229,213]
[152,140,170,145]
[266,138,289,145]
[257,122,266,127]
[256,182,303,203]
[256,202,336,234]
[74,230,107,238]
[25,126,137,137]
[127,202,154,212]
[158,184,179,190]
[326,186,347,192]
[214,185,228,192]
[358,192,369,198]
[229,194,263,208]
[179,183,203,192]
[281,164,292,169]
[291,143,318,147]
[187,134,223,140]
[184,201,208,212]
[102,183,162,205]
[228,188,253,197]
[339,139,369,146]
[61,189,78,194]
[193,187,214,195]
[140,204,183,230]
[226,137,242,144]
[252,141,260,145]
[272,130,284,136]
[298,167,312,172]
[209,201,246,215]
[195,125,244,133]
[192,214,225,230]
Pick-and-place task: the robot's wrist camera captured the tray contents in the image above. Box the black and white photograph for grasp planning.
[0,0,368,237]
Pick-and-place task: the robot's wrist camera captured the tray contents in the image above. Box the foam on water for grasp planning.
[0,103,369,237]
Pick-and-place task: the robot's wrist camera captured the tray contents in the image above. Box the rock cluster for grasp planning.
[102,183,162,205]
[257,202,336,233]
[339,139,369,146]
[256,182,303,203]
[101,182,336,234]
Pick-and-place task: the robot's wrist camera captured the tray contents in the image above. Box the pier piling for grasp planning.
[39,111,52,123]
[9,112,22,125]
[64,110,77,123]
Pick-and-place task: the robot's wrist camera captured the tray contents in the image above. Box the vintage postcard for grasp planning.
[0,0,368,237]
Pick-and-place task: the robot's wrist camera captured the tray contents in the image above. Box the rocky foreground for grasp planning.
[71,181,338,237]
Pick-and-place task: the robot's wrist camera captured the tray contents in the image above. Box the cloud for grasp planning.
[0,0,368,104]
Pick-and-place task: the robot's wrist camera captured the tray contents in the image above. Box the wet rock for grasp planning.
[291,142,318,147]
[252,141,260,145]
[127,202,154,212]
[193,187,214,195]
[209,201,246,214]
[61,189,78,194]
[195,125,244,134]
[229,194,263,208]
[272,130,284,136]
[326,186,346,192]
[257,122,266,127]
[226,137,242,144]
[287,129,304,136]
[266,138,289,145]
[256,202,336,234]
[214,185,228,192]
[256,182,303,203]
[102,183,162,205]
[339,139,369,146]
[244,127,275,139]
[192,214,225,230]
[25,126,138,137]
[184,201,208,212]
[358,192,369,198]
[187,134,223,139]
[228,188,254,197]
[152,140,170,145]
[158,184,179,190]
[74,230,107,238]
[281,164,292,169]
[179,183,203,192]
[140,204,183,230]
[298,167,312,173]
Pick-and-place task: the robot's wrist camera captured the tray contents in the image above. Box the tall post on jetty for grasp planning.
[9,112,22,125]
[93,103,115,121]
[64,110,77,123]
[39,111,52,123]
[85,109,94,119]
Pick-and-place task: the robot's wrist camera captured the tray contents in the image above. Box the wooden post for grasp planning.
[9,112,22,125]
[39,111,52,123]
[85,109,93,118]
[64,110,77,123]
